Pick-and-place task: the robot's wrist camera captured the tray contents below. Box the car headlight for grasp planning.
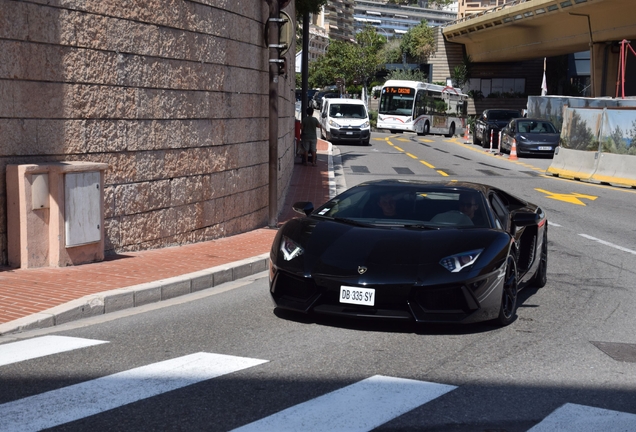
[361,121,370,129]
[518,135,527,142]
[280,236,304,261]
[439,249,482,273]
[328,119,341,128]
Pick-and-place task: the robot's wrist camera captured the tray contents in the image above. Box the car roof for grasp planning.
[515,118,554,123]
[354,179,494,194]
[326,98,366,105]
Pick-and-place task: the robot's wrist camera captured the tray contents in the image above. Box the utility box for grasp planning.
[7,161,109,269]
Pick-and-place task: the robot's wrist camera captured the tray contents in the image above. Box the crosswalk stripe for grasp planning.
[0,352,268,432]
[0,336,108,367]
[231,374,456,432]
[528,403,636,431]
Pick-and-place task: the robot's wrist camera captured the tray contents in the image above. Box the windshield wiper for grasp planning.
[403,223,441,230]
[332,217,376,228]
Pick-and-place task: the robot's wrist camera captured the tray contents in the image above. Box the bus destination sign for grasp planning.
[385,87,414,95]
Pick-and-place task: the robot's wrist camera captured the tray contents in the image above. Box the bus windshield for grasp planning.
[379,86,415,116]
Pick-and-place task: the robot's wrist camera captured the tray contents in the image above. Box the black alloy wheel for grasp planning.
[531,231,548,288]
[495,255,518,326]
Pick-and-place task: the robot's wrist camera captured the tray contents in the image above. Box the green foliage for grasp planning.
[308,26,386,92]
[450,55,473,91]
[295,0,328,20]
[400,20,435,63]
[386,69,428,82]
[369,110,378,130]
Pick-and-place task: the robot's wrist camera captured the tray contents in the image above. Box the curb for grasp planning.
[0,254,270,336]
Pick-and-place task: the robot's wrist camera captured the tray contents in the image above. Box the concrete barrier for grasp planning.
[546,147,599,181]
[591,152,636,187]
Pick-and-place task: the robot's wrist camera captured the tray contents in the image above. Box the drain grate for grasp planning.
[393,167,414,175]
[350,166,370,174]
[476,169,502,176]
[591,341,636,363]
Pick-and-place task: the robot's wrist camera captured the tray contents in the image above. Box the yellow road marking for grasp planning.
[535,188,598,206]
[437,170,449,177]
[394,146,404,152]
[419,160,435,169]
[406,153,418,159]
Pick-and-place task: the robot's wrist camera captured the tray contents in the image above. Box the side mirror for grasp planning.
[293,201,314,216]
[321,113,326,118]
[512,211,540,227]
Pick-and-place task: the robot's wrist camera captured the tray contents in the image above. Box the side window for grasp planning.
[489,193,509,230]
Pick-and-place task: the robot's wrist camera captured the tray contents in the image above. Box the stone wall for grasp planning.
[0,0,296,265]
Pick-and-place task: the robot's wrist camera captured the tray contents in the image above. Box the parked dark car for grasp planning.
[474,109,523,148]
[311,91,326,110]
[500,118,560,157]
[270,179,548,327]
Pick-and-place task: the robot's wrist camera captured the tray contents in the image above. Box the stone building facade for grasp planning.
[0,0,296,266]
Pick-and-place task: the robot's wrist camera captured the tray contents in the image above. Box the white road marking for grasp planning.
[579,234,636,255]
[0,352,268,432]
[528,403,636,431]
[231,374,457,432]
[0,336,108,367]
[548,222,561,227]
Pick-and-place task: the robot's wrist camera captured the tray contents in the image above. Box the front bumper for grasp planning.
[328,128,370,143]
[270,267,504,324]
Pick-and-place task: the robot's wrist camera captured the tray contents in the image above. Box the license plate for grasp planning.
[538,146,552,150]
[346,131,353,135]
[340,286,375,306]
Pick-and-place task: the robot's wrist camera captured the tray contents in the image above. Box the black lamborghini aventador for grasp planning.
[269,180,548,326]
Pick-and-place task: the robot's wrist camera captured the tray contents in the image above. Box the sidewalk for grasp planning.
[0,140,334,336]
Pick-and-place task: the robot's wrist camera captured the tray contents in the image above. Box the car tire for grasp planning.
[473,131,481,146]
[494,255,518,326]
[445,123,455,138]
[531,231,548,288]
[481,129,492,149]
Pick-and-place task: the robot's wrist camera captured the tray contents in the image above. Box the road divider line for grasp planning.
[0,336,108,367]
[437,170,449,177]
[579,234,636,255]
[0,352,268,432]
[406,152,418,159]
[394,146,404,152]
[231,375,456,432]
[419,160,435,169]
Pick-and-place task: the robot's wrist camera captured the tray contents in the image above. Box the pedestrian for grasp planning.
[300,107,324,166]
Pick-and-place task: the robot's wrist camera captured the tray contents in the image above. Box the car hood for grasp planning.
[272,218,510,285]
[329,118,369,128]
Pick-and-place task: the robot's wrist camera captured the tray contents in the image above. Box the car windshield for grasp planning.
[489,111,521,121]
[329,104,367,119]
[517,120,557,133]
[313,185,490,228]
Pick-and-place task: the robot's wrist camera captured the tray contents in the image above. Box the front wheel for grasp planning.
[531,231,548,288]
[494,255,518,326]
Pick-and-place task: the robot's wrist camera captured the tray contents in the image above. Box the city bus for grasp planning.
[377,80,468,137]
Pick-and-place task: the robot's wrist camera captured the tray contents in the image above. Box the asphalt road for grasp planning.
[1,131,636,431]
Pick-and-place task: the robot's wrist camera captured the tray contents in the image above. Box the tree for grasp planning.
[386,69,428,82]
[308,26,386,97]
[296,0,327,20]
[400,20,435,64]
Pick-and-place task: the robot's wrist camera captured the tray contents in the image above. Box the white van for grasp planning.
[320,98,371,145]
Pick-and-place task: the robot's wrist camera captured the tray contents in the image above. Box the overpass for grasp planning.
[442,0,636,96]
